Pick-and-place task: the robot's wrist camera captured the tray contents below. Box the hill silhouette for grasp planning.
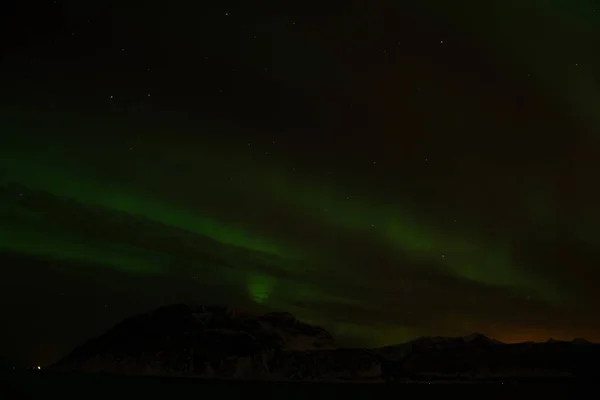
[50,304,600,382]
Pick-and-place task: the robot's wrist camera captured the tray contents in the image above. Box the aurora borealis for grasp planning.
[1,0,600,366]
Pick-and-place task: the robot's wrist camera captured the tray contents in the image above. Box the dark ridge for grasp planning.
[49,304,600,382]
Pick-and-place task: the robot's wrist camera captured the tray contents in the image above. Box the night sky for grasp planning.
[1,0,600,367]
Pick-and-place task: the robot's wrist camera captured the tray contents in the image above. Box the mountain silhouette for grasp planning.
[50,304,600,382]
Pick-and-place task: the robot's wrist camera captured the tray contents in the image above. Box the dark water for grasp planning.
[1,371,586,397]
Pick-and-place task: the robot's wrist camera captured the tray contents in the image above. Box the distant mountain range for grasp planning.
[50,304,600,382]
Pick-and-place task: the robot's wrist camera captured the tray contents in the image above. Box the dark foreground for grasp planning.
[1,371,591,398]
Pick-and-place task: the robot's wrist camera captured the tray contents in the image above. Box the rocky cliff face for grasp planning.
[51,304,600,382]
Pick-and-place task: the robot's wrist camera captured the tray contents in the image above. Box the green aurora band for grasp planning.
[1,123,563,302]
[1,111,583,347]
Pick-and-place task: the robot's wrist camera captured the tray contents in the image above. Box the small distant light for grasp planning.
[37,366,41,370]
